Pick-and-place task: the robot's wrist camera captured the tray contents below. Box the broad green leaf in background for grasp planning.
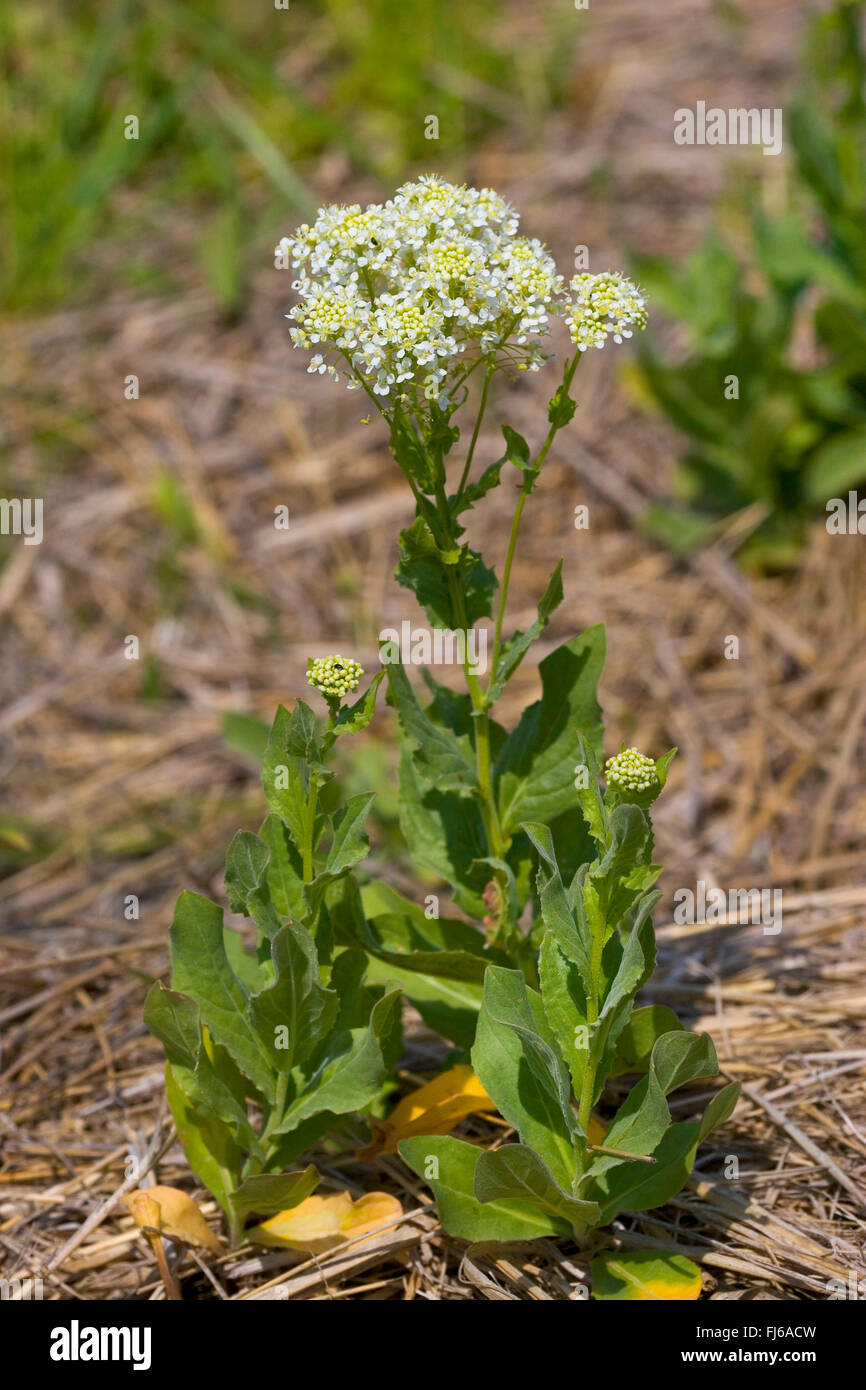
[357,884,494,1047]
[395,748,489,919]
[805,427,866,500]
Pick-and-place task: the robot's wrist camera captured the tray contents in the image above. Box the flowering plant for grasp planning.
[146,179,735,1286]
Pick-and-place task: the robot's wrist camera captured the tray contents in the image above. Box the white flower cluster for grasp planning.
[307,655,363,699]
[277,176,565,403]
[565,272,648,352]
[277,178,647,404]
[604,746,658,793]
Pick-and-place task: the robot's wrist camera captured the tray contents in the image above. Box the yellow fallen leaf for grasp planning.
[591,1250,703,1300]
[124,1185,221,1253]
[357,1064,498,1160]
[249,1190,402,1254]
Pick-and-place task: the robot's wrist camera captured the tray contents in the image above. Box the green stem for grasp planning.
[260,1069,291,1166]
[488,353,581,688]
[302,779,317,882]
[455,361,494,503]
[444,564,505,860]
[576,893,608,1169]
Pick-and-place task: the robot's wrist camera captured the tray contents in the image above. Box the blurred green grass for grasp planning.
[1,0,579,313]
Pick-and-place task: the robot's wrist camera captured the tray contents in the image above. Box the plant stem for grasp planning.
[488,352,581,688]
[302,780,316,882]
[455,361,494,502]
[577,888,608,1167]
[444,563,505,860]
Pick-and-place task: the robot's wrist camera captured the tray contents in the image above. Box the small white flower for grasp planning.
[277,181,648,403]
[565,272,648,352]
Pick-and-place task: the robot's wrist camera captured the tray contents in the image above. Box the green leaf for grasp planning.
[262,704,314,846]
[225,830,270,915]
[248,923,338,1072]
[222,927,269,993]
[326,792,375,873]
[298,793,376,924]
[145,984,262,1155]
[276,988,402,1136]
[523,822,592,991]
[472,966,579,1188]
[228,1165,319,1219]
[386,662,479,796]
[399,1135,569,1242]
[333,672,385,735]
[698,1080,740,1142]
[495,626,605,834]
[548,382,577,429]
[358,883,495,1046]
[168,891,276,1101]
[537,932,590,1102]
[609,1005,684,1076]
[573,735,607,848]
[258,813,305,921]
[589,1121,700,1223]
[597,891,660,1024]
[143,981,200,1071]
[487,562,564,704]
[651,1029,718,1094]
[588,1074,733,1222]
[590,804,655,925]
[222,711,270,762]
[165,1065,242,1219]
[451,458,505,515]
[474,1145,600,1230]
[502,424,531,467]
[394,517,497,629]
[805,428,866,500]
[591,1249,702,1300]
[395,749,489,917]
[389,414,437,493]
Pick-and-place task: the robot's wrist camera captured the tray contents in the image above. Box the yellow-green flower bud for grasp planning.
[604,746,658,793]
[306,655,363,700]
